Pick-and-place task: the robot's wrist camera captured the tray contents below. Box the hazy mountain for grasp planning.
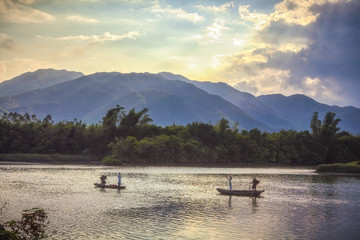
[159,72,296,130]
[0,69,84,97]
[0,71,269,131]
[160,72,360,134]
[257,94,360,133]
[1,69,359,134]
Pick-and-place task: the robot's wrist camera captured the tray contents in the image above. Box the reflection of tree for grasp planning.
[101,199,238,238]
[309,175,338,197]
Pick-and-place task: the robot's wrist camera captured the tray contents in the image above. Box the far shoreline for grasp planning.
[3,158,360,175]
[0,154,316,169]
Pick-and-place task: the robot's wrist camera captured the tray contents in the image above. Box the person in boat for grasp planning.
[228,175,233,190]
[251,177,260,191]
[100,175,107,185]
[118,172,121,187]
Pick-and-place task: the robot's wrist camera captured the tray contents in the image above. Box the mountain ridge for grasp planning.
[1,69,359,134]
[0,69,84,97]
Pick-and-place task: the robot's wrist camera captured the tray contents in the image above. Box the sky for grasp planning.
[0,0,359,107]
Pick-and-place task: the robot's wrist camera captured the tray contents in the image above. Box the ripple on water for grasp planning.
[1,165,360,240]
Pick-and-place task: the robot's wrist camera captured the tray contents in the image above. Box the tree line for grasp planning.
[0,106,359,165]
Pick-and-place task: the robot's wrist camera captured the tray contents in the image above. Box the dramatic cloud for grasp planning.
[265,1,360,105]
[0,0,55,23]
[217,0,360,107]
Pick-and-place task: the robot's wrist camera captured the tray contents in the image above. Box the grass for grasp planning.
[0,153,100,164]
[316,161,360,174]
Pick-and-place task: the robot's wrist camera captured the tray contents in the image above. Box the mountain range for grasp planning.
[0,69,359,134]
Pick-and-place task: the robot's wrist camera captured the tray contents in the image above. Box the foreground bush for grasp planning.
[1,208,49,240]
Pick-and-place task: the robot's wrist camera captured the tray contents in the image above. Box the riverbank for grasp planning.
[0,153,318,169]
[0,153,102,165]
[316,161,360,174]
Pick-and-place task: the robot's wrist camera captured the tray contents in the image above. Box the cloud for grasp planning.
[66,15,98,23]
[0,0,55,23]
[197,2,235,14]
[269,0,319,26]
[151,2,204,22]
[0,33,16,50]
[269,0,348,26]
[40,31,141,43]
[233,38,245,46]
[0,61,6,81]
[212,0,360,107]
[264,1,360,89]
[1,38,15,50]
[17,0,36,4]
[187,19,229,44]
[238,5,270,29]
[256,19,309,48]
[233,80,258,94]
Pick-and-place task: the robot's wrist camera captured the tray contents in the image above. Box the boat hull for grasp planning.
[94,183,126,189]
[216,188,264,197]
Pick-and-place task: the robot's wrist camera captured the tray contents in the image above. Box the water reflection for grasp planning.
[251,197,258,210]
[0,165,359,239]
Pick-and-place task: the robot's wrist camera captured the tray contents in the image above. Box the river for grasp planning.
[0,165,359,239]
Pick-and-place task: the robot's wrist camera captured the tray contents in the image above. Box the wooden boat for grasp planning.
[216,188,264,197]
[94,183,126,189]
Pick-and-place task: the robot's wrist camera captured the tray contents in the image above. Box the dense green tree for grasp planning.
[310,112,321,136]
[119,108,152,128]
[1,107,360,165]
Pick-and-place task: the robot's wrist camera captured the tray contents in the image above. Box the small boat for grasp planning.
[94,183,126,189]
[216,188,264,197]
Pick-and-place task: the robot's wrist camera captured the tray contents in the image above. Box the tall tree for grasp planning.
[119,108,152,128]
[310,112,321,136]
[102,105,125,141]
[102,105,124,128]
[311,112,342,164]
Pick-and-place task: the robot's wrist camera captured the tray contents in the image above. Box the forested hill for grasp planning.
[1,69,360,134]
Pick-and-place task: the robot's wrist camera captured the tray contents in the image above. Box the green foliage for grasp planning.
[310,111,342,164]
[316,161,360,173]
[0,154,97,163]
[1,107,360,166]
[2,208,48,240]
[119,108,152,128]
[310,112,321,136]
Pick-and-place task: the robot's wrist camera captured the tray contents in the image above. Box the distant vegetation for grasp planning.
[0,106,359,165]
[316,161,360,174]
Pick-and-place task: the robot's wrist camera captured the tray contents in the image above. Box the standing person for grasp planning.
[100,175,107,185]
[118,172,121,187]
[228,175,233,191]
[251,177,260,191]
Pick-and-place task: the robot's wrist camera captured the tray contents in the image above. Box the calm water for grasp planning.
[0,165,359,240]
